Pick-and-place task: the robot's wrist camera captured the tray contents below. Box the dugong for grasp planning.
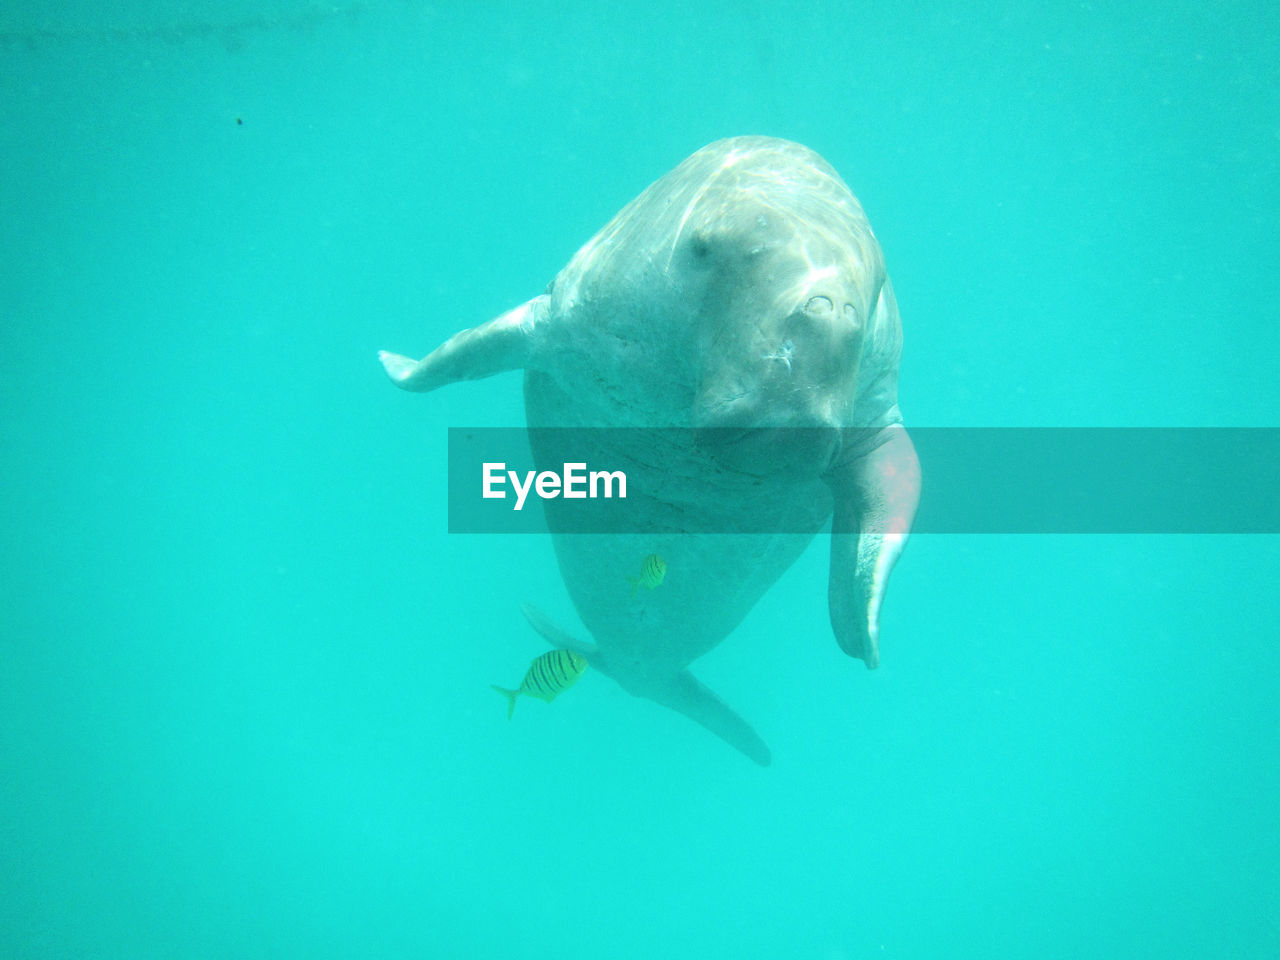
[380,136,920,765]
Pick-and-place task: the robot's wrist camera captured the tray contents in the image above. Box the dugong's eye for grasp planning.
[804,295,834,318]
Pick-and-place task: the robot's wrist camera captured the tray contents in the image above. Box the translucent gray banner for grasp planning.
[446,428,1280,534]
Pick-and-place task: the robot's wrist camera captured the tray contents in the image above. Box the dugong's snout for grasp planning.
[691,278,864,456]
[693,424,842,478]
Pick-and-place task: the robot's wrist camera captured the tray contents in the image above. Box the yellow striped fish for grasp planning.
[627,553,667,597]
[491,648,588,719]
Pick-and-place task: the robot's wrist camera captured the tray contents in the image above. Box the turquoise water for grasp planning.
[3,2,1278,957]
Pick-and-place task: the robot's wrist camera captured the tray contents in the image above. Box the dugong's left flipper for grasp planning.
[826,423,921,669]
[521,603,772,767]
[379,295,548,393]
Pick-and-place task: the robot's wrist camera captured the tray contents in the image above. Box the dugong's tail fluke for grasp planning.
[647,671,773,767]
[826,423,921,669]
[520,602,772,767]
[379,295,548,393]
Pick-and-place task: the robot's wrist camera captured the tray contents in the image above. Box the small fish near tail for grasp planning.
[516,603,771,766]
[492,648,588,720]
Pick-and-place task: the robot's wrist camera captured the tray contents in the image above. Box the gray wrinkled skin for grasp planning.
[380,137,920,765]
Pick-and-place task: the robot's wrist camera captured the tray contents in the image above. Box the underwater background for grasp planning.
[2,1,1277,957]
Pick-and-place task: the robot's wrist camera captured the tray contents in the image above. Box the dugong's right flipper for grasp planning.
[826,423,921,669]
[521,603,772,767]
[379,295,548,393]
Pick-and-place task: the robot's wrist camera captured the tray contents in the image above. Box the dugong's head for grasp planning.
[686,199,881,477]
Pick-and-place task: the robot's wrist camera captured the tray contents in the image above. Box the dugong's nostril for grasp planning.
[843,303,860,330]
[762,338,794,371]
[804,295,834,317]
